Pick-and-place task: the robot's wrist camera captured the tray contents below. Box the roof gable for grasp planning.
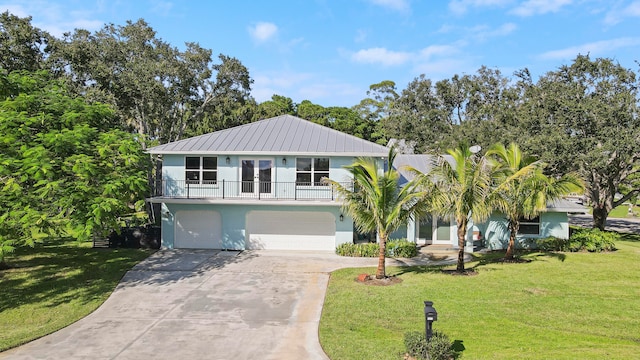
[148,115,389,156]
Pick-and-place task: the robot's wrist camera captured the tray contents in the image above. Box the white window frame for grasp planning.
[296,157,330,186]
[185,156,218,185]
[517,216,540,235]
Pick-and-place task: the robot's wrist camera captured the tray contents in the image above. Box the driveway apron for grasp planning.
[1,249,457,360]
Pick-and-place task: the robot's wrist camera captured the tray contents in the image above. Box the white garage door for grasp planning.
[246,211,336,250]
[175,210,222,249]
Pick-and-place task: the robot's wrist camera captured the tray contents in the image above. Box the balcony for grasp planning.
[152,179,352,201]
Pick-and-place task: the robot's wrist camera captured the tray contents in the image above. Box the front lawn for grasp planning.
[320,234,640,359]
[0,239,152,352]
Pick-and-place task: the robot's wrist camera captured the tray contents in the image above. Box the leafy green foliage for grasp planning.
[537,229,618,252]
[325,148,427,278]
[516,55,640,231]
[387,239,418,258]
[412,143,496,272]
[404,331,460,360]
[0,71,150,263]
[335,239,417,258]
[0,11,55,72]
[488,143,584,259]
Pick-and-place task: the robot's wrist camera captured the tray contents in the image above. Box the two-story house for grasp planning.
[147,115,388,251]
[148,115,584,252]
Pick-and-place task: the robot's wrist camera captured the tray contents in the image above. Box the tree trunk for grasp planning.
[505,220,518,260]
[592,207,608,231]
[376,231,387,279]
[456,218,467,273]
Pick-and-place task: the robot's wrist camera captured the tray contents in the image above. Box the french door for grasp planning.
[241,159,273,196]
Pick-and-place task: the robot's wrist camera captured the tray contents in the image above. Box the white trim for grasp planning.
[147,197,343,206]
[149,150,389,157]
[239,157,274,198]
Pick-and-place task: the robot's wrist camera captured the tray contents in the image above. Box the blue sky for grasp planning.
[2,0,639,107]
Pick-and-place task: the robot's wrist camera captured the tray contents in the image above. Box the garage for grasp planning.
[246,211,336,250]
[175,210,222,249]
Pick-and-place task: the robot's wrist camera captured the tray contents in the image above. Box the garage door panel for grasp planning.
[246,211,335,250]
[175,210,222,249]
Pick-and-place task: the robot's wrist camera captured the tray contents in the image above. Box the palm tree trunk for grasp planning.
[456,218,467,272]
[376,230,387,279]
[505,220,518,260]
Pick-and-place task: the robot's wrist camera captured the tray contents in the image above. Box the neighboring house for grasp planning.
[391,154,588,251]
[147,115,585,252]
[147,115,388,251]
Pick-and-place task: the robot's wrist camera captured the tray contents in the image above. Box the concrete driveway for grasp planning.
[1,249,457,360]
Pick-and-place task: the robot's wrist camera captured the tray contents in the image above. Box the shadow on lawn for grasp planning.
[619,232,640,242]
[0,238,152,313]
[395,250,567,276]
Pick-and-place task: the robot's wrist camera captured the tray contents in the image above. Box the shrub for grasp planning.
[387,239,418,258]
[536,228,618,252]
[570,228,618,252]
[335,242,378,257]
[335,239,418,258]
[535,236,568,251]
[404,331,460,360]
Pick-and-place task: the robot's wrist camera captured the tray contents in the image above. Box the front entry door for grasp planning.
[241,159,273,196]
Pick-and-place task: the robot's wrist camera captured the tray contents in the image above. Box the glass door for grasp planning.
[241,159,272,196]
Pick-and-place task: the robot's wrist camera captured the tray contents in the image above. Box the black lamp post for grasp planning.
[424,300,438,342]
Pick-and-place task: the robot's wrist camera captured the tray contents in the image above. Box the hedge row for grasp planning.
[335,239,418,258]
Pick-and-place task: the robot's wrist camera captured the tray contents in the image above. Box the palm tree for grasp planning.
[488,143,584,260]
[413,143,497,273]
[325,148,425,279]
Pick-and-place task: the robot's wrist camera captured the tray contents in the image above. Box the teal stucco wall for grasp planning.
[478,211,569,250]
[161,202,351,250]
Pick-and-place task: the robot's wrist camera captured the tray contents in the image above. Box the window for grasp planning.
[518,216,540,235]
[185,156,217,184]
[296,157,329,186]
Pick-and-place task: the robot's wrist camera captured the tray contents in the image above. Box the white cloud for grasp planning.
[510,0,573,17]
[413,58,473,78]
[435,23,515,42]
[1,4,28,17]
[604,1,640,25]
[474,22,517,40]
[368,0,410,12]
[252,71,360,106]
[538,37,640,60]
[355,29,368,43]
[449,0,512,15]
[418,44,459,59]
[248,22,278,43]
[150,1,173,16]
[298,81,361,102]
[351,47,412,66]
[1,1,104,37]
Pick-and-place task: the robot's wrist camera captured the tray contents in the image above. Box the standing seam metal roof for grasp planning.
[147,115,390,156]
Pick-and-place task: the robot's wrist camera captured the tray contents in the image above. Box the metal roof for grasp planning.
[148,115,390,156]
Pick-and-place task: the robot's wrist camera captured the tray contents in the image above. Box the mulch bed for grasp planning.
[355,274,403,286]
[440,269,478,276]
[498,257,532,264]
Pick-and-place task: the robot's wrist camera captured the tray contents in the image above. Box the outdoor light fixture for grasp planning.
[424,300,438,342]
[226,156,230,164]
[339,214,344,222]
[282,157,287,165]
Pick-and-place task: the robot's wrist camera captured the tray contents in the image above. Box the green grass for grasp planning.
[320,234,640,359]
[0,238,152,352]
[608,205,631,218]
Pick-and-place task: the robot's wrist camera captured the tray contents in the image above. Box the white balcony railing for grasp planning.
[152,179,352,201]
